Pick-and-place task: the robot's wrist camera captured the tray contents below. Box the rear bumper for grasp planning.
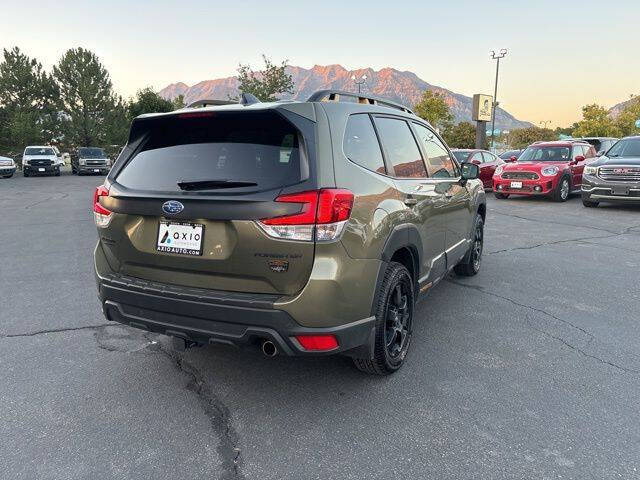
[96,271,375,357]
[78,165,109,174]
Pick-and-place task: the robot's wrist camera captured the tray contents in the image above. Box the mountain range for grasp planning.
[159,64,533,130]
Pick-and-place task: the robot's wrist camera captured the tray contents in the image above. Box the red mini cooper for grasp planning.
[492,140,596,202]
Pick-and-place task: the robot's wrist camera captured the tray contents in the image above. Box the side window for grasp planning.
[469,152,483,164]
[343,114,386,174]
[412,123,458,178]
[573,145,585,159]
[482,152,496,163]
[374,117,427,178]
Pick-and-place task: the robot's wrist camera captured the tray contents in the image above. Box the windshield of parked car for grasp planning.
[518,146,570,162]
[78,147,106,158]
[452,151,472,162]
[25,147,55,156]
[606,138,640,158]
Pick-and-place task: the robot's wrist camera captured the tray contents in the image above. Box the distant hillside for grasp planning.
[609,97,638,118]
[159,64,532,130]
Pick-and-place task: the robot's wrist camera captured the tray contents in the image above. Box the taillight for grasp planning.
[93,185,112,227]
[295,334,339,351]
[257,189,354,242]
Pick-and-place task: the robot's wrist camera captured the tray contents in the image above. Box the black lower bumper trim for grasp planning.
[99,276,375,357]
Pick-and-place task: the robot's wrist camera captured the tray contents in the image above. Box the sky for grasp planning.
[1,0,638,126]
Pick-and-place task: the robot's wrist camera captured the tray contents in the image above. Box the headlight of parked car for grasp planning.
[583,166,598,176]
[541,166,559,177]
[79,159,86,166]
[494,165,504,176]
[22,158,29,165]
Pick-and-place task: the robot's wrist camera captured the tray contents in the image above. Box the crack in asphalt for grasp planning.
[0,323,111,338]
[488,210,621,235]
[486,233,620,255]
[446,279,637,374]
[147,340,244,480]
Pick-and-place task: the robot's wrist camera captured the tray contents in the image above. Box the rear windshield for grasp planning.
[79,147,106,158]
[452,151,472,162]
[116,111,305,192]
[25,147,55,156]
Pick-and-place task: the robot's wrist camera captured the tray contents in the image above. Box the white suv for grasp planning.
[22,146,61,177]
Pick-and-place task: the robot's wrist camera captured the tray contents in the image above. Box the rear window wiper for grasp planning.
[177,179,258,191]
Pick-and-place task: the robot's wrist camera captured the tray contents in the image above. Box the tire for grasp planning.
[494,192,509,199]
[23,171,29,177]
[454,214,484,277]
[2,174,13,178]
[582,199,599,208]
[353,262,414,375]
[71,166,77,175]
[553,176,571,202]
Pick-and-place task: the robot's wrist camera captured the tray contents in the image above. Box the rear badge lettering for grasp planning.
[268,260,289,273]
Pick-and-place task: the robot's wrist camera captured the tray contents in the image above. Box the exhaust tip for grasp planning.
[261,340,278,357]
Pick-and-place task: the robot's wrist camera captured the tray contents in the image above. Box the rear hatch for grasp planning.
[100,108,318,295]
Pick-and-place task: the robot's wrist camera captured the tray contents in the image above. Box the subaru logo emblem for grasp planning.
[162,200,184,215]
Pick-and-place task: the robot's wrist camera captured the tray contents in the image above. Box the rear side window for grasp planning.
[343,114,385,174]
[116,111,305,192]
[374,117,427,178]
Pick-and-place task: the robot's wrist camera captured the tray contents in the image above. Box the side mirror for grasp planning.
[460,162,479,181]
[471,159,481,165]
[506,156,517,163]
[573,155,585,164]
[596,150,605,156]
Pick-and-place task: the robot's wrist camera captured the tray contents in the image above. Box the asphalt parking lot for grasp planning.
[1,170,639,480]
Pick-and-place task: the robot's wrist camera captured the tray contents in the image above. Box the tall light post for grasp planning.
[351,74,367,94]
[490,49,507,150]
[539,120,551,129]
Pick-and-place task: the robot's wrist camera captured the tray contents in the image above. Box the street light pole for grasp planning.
[351,74,367,94]
[490,49,507,150]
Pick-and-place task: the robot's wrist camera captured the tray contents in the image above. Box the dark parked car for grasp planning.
[579,137,618,157]
[452,149,504,189]
[582,136,640,207]
[499,149,522,161]
[71,147,111,175]
[93,90,486,375]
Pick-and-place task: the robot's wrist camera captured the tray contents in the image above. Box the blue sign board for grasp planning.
[635,119,640,129]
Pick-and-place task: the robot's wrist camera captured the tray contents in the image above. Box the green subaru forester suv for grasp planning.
[93,90,486,374]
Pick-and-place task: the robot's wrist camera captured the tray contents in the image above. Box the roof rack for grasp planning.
[307,90,413,114]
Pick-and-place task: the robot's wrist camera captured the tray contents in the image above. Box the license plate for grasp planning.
[156,221,204,256]
[38,168,45,172]
[510,181,522,189]
[93,169,100,173]
[612,186,629,196]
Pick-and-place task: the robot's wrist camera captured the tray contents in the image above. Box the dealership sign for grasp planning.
[473,94,493,122]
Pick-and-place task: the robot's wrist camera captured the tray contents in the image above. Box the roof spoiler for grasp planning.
[307,90,413,114]
[187,92,262,109]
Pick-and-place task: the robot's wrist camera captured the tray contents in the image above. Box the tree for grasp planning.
[171,94,186,110]
[507,127,556,149]
[413,90,453,132]
[53,47,119,147]
[614,97,640,137]
[572,104,620,138]
[236,55,294,102]
[442,122,477,149]
[0,47,59,150]
[128,87,174,119]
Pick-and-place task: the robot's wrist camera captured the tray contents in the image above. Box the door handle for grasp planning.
[404,197,418,206]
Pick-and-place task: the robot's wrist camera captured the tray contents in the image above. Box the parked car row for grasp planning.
[490,137,640,207]
[0,146,112,179]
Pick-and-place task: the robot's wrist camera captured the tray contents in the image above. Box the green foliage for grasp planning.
[171,94,186,110]
[614,97,640,137]
[128,87,174,118]
[413,90,453,131]
[507,127,556,149]
[572,104,620,138]
[0,46,59,150]
[236,55,294,102]
[442,122,478,149]
[53,47,120,147]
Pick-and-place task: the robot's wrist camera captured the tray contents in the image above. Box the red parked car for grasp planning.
[492,140,596,202]
[451,149,504,189]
